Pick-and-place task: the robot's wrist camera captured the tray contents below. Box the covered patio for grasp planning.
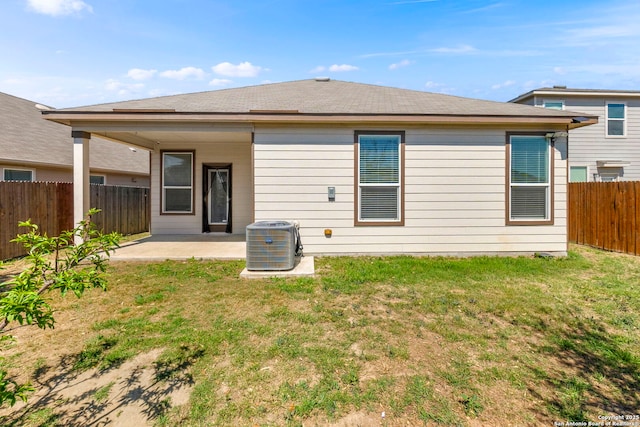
[110,234,246,261]
[108,234,315,278]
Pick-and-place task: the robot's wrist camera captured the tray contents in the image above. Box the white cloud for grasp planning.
[431,45,476,54]
[522,79,556,91]
[328,64,359,72]
[127,68,157,81]
[26,0,93,16]
[425,81,446,89]
[491,80,516,90]
[424,81,455,94]
[159,67,206,80]
[309,66,326,73]
[212,61,263,77]
[389,59,412,70]
[359,49,422,59]
[104,79,144,96]
[209,78,233,87]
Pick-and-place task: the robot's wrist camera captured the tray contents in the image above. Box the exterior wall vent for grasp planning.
[246,221,302,271]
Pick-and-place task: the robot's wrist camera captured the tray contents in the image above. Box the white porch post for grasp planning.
[72,130,91,244]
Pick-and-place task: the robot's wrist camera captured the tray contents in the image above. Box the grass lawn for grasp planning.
[1,244,639,426]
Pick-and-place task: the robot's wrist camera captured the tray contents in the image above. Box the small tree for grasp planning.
[0,209,121,406]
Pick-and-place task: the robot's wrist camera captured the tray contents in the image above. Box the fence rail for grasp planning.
[1,182,149,260]
[568,181,640,256]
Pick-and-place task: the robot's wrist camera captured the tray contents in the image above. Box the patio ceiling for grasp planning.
[69,124,253,150]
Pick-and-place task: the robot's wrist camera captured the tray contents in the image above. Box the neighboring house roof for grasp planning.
[510,86,640,103]
[0,91,149,175]
[52,79,595,119]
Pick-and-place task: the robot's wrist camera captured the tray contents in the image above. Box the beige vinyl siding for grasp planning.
[150,139,252,235]
[0,164,149,186]
[102,173,150,187]
[535,96,640,181]
[253,125,568,255]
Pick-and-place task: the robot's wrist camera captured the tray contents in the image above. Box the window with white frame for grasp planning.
[162,151,194,214]
[507,134,553,224]
[355,131,404,225]
[606,103,626,137]
[599,173,618,182]
[569,166,588,183]
[543,100,564,110]
[3,168,34,181]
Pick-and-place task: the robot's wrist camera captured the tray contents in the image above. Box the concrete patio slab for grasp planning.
[109,234,246,261]
[108,234,316,278]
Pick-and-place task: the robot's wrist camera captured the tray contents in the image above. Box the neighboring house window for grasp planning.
[3,168,34,182]
[161,151,194,214]
[90,175,106,185]
[569,166,588,183]
[506,133,553,225]
[543,100,564,110]
[355,131,404,226]
[606,103,626,137]
[599,173,618,182]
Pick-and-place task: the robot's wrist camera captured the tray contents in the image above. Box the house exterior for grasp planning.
[42,79,596,256]
[1,91,150,186]
[510,87,640,182]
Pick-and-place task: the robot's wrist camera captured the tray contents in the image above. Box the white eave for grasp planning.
[41,111,597,128]
[596,160,631,168]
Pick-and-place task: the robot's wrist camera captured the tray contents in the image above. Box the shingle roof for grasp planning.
[58,79,585,118]
[0,91,149,175]
[510,87,640,103]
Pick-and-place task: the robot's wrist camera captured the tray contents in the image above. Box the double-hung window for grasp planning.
[161,151,194,214]
[507,134,553,224]
[606,103,626,137]
[355,131,404,226]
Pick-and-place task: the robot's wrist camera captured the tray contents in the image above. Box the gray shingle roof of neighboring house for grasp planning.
[1,91,149,175]
[56,79,591,118]
[510,87,640,103]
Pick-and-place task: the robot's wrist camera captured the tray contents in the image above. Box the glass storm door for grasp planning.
[208,169,229,225]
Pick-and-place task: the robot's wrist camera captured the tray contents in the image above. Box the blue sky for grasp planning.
[1,0,639,108]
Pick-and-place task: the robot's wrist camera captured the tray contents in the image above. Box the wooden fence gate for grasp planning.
[568,181,640,256]
[0,182,149,260]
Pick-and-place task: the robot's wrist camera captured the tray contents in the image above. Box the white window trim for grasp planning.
[605,101,626,138]
[598,173,619,182]
[355,131,405,226]
[569,165,589,183]
[2,167,35,182]
[543,99,565,110]
[161,151,194,214]
[506,133,553,225]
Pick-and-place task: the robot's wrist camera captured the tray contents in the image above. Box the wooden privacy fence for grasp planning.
[0,182,149,260]
[568,181,640,255]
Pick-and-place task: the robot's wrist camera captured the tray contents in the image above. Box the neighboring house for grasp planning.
[0,91,150,186]
[42,79,596,256]
[510,87,640,182]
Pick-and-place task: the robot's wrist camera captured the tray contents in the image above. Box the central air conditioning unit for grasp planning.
[246,221,302,271]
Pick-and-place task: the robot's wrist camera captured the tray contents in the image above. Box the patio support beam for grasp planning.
[72,130,91,244]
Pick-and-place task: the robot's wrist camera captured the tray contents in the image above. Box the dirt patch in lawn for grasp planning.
[0,347,193,427]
